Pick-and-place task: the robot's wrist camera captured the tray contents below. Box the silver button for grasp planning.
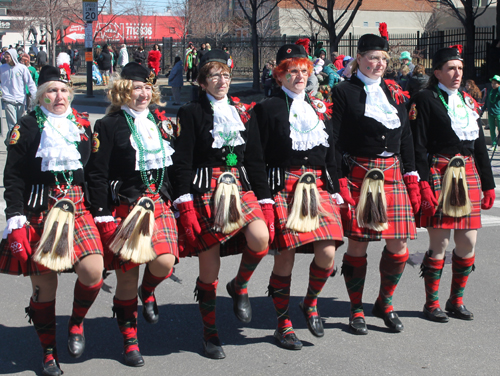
[222,148,226,152]
[304,157,308,160]
[222,157,226,160]
[381,135,386,140]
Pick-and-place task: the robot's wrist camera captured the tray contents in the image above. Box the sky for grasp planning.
[99,0,178,16]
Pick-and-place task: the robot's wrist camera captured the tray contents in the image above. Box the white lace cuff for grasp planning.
[173,194,194,209]
[3,215,27,239]
[404,171,420,181]
[94,216,116,224]
[258,199,275,205]
[331,193,344,205]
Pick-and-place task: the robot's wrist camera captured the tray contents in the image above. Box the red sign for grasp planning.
[61,14,181,44]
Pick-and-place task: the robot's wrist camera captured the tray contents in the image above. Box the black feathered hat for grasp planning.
[199,49,230,70]
[432,45,463,69]
[38,65,68,87]
[276,44,308,65]
[121,62,156,85]
[357,34,389,53]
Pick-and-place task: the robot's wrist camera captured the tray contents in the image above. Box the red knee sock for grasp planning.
[303,260,333,317]
[450,252,475,306]
[234,246,268,295]
[113,297,139,354]
[140,266,172,303]
[27,298,57,363]
[268,273,293,334]
[342,253,367,319]
[69,279,103,335]
[195,278,218,342]
[376,247,408,314]
[421,252,445,311]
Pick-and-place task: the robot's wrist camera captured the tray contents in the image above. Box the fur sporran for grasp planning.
[286,172,325,233]
[438,156,471,217]
[33,199,76,271]
[213,172,245,234]
[356,168,389,231]
[110,197,156,263]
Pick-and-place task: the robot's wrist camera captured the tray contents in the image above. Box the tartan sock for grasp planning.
[233,246,268,295]
[26,298,57,364]
[376,247,408,314]
[268,273,294,334]
[140,266,172,304]
[113,296,139,354]
[341,253,367,319]
[195,278,218,342]
[421,251,445,311]
[450,252,475,306]
[303,259,334,317]
[69,278,103,336]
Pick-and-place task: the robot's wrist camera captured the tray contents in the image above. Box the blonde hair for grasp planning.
[35,81,74,107]
[400,65,410,76]
[351,50,390,75]
[106,74,161,114]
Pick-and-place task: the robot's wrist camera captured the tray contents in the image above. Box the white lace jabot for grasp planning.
[281,86,329,151]
[207,93,246,149]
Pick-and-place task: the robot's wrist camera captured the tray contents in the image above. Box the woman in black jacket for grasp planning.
[96,44,112,86]
[133,46,147,66]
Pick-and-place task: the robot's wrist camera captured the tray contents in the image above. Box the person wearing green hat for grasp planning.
[400,51,415,74]
[485,75,500,149]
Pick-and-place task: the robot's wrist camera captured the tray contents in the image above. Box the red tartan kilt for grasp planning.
[0,185,103,276]
[417,154,482,229]
[344,156,417,242]
[179,167,264,257]
[106,192,179,272]
[273,167,343,253]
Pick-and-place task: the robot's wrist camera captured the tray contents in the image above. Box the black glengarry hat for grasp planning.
[121,62,156,85]
[357,34,389,53]
[276,44,308,65]
[199,49,230,69]
[432,45,462,69]
[38,65,68,87]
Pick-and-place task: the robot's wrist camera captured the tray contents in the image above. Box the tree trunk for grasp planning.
[497,3,500,41]
[251,14,260,91]
[464,16,476,80]
[329,29,338,53]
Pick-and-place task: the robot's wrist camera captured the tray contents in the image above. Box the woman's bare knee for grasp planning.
[74,254,104,286]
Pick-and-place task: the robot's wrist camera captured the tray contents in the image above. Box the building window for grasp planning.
[375,22,380,27]
[363,21,368,27]
[169,27,175,34]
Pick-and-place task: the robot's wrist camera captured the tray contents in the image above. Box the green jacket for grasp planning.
[26,65,38,95]
[486,88,500,116]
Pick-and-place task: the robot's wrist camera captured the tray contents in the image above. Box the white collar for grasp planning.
[357,70,381,86]
[281,86,305,101]
[121,105,149,119]
[40,105,72,119]
[438,82,458,96]
[206,93,228,105]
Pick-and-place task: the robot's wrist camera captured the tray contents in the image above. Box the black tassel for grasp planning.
[457,174,466,206]
[450,175,458,206]
[54,223,69,257]
[363,191,374,225]
[228,193,241,222]
[301,188,309,217]
[138,212,151,236]
[330,267,338,278]
[377,191,388,223]
[25,306,34,324]
[213,192,226,229]
[119,211,141,239]
[309,188,318,217]
[419,263,428,278]
[267,284,276,297]
[341,263,354,277]
[40,221,59,254]
[193,285,205,302]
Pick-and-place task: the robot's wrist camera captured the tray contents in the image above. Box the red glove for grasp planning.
[338,178,355,206]
[260,203,275,244]
[96,220,117,247]
[481,189,495,210]
[7,227,31,267]
[420,180,438,217]
[404,175,421,215]
[177,201,202,247]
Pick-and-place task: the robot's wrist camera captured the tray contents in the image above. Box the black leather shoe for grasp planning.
[423,305,449,323]
[349,316,368,335]
[372,303,404,332]
[445,299,474,320]
[203,337,226,359]
[299,301,324,337]
[226,279,252,323]
[274,329,303,350]
[138,286,159,324]
[42,359,61,376]
[68,333,85,358]
[124,350,145,367]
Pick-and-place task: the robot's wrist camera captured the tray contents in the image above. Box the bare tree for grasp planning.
[424,0,494,78]
[293,0,363,51]
[192,0,233,45]
[279,5,323,37]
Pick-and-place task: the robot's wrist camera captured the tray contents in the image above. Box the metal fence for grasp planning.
[59,26,495,80]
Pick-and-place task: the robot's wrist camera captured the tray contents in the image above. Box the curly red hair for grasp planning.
[273,58,313,86]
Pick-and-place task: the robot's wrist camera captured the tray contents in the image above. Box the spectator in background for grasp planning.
[397,64,410,91]
[148,44,162,76]
[261,60,274,97]
[407,64,428,98]
[168,56,183,105]
[133,46,146,65]
[465,79,483,103]
[185,44,196,82]
[399,51,415,75]
[96,44,112,86]
[73,49,81,74]
[205,43,211,51]
[198,43,207,58]
[485,75,500,150]
[28,45,37,66]
[191,47,199,81]
[67,45,75,73]
[0,49,37,137]
[117,44,129,70]
[337,55,353,77]
[94,45,102,61]
[36,46,47,68]
[108,45,116,73]
[20,53,38,112]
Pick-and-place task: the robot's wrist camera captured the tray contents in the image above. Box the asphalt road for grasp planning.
[0,108,499,376]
